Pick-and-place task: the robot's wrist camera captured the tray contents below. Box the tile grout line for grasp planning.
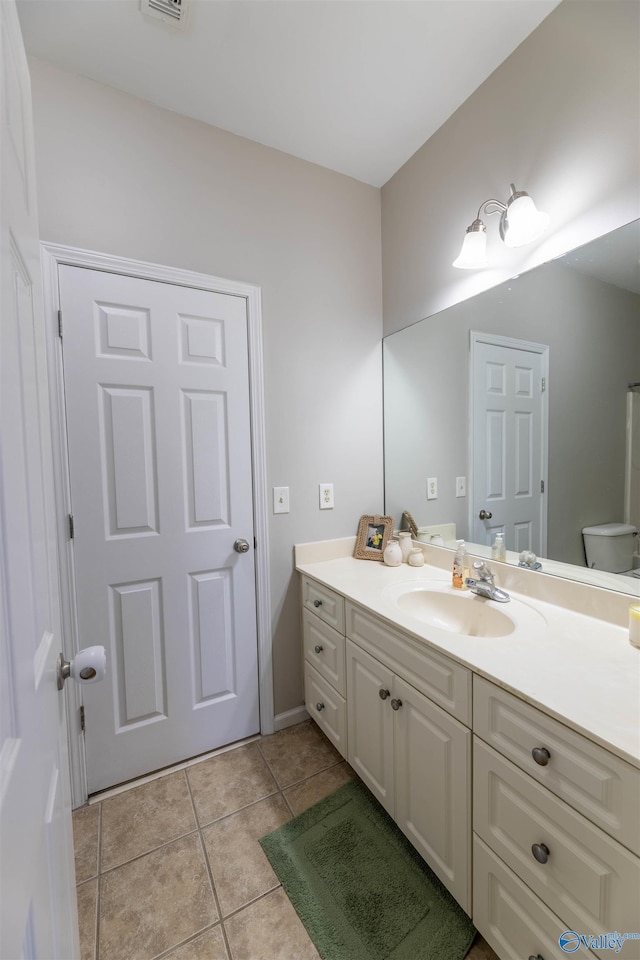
[98,828,202,877]
[218,881,283,924]
[183,768,234,960]
[255,737,346,798]
[95,801,103,960]
[151,922,223,960]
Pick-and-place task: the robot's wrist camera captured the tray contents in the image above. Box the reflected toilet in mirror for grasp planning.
[582,523,639,579]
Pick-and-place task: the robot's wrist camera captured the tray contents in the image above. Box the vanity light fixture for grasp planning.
[453,183,549,269]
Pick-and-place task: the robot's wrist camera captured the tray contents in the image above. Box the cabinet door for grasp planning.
[346,640,394,814]
[303,608,346,696]
[394,675,471,912]
[304,662,347,758]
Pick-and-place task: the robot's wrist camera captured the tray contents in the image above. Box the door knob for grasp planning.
[532,747,551,766]
[57,646,106,691]
[379,688,390,700]
[531,842,550,864]
[390,698,403,711]
[479,510,493,520]
[234,538,251,553]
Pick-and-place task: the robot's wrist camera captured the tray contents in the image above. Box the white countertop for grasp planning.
[296,540,640,769]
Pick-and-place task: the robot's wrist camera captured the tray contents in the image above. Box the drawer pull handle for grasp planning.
[531,842,550,864]
[316,702,325,712]
[532,747,551,766]
[528,955,544,960]
[314,644,324,654]
[313,599,323,608]
[391,698,403,711]
[379,688,390,700]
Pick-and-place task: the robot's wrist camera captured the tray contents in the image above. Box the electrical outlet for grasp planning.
[273,486,289,514]
[456,476,466,498]
[319,483,334,509]
[427,478,438,500]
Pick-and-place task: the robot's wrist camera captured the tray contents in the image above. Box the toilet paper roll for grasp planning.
[70,645,107,683]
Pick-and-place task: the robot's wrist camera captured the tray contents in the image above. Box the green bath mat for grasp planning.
[259,779,476,960]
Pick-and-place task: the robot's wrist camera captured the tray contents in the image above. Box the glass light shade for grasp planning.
[502,194,549,248]
[452,227,488,269]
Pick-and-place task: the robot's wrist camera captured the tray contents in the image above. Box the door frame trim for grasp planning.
[41,242,274,807]
[469,330,549,558]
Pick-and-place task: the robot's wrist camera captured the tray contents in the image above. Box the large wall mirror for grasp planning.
[383,219,640,595]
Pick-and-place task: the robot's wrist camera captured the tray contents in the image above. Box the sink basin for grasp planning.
[382,581,545,638]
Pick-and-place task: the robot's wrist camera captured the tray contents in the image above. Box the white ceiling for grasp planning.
[17,0,560,186]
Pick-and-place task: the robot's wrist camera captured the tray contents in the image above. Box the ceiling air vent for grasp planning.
[141,0,190,31]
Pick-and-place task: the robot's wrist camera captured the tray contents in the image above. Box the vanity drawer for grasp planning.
[473,676,640,854]
[473,835,599,960]
[302,576,345,634]
[304,661,347,758]
[345,602,471,725]
[473,738,640,936]
[303,608,345,697]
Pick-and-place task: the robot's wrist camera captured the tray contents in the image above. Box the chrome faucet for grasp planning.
[465,560,510,603]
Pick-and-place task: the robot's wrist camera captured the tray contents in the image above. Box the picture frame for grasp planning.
[353,515,394,561]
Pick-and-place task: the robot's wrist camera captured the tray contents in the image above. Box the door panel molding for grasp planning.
[41,242,273,807]
[469,330,549,558]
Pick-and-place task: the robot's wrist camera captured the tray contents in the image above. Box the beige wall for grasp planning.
[382,0,640,336]
[28,58,383,718]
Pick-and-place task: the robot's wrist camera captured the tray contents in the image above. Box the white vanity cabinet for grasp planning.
[301,577,347,757]
[345,604,472,913]
[298,562,640,960]
[473,677,640,960]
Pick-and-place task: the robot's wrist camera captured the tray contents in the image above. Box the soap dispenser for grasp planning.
[452,540,470,589]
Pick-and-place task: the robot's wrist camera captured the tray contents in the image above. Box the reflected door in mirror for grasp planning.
[471,333,549,555]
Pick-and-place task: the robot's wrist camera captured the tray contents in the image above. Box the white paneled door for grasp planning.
[59,266,260,793]
[471,333,548,557]
[1,2,79,957]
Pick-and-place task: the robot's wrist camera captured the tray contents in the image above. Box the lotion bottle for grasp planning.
[491,532,506,562]
[452,539,469,589]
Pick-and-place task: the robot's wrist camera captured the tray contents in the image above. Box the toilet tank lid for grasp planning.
[582,522,638,536]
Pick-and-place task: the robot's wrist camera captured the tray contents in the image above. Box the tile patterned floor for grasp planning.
[73,720,499,960]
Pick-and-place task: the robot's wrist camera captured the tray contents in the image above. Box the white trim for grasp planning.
[468,330,549,557]
[274,706,310,732]
[40,242,273,807]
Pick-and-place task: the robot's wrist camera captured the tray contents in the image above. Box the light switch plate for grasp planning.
[427,478,438,500]
[319,483,334,509]
[273,486,289,514]
[456,476,466,498]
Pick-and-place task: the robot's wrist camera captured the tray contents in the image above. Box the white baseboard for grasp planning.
[273,705,309,732]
